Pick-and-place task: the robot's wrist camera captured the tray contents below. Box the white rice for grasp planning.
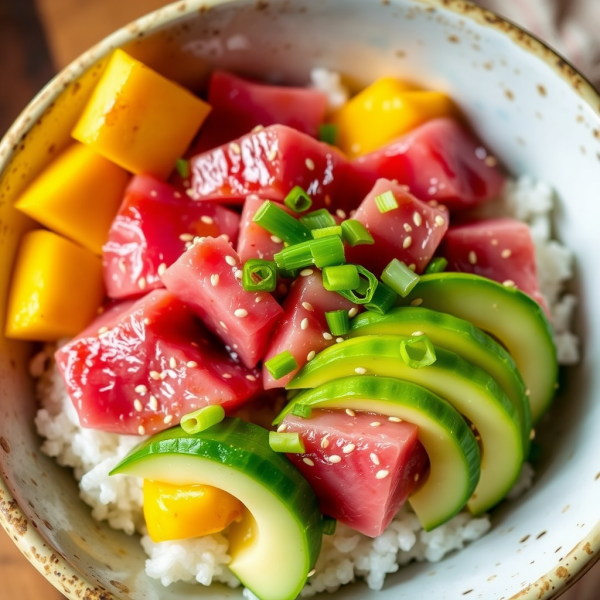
[32,175,577,595]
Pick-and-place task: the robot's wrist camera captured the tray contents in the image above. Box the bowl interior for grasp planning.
[1,1,600,599]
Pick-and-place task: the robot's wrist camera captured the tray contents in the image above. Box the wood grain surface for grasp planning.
[1,1,599,599]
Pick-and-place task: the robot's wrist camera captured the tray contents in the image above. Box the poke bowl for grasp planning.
[0,1,599,599]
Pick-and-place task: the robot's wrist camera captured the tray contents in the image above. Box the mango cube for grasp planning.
[5,230,105,341]
[72,49,211,179]
[14,143,129,255]
[331,77,456,157]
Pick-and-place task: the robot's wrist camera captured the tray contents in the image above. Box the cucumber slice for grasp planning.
[111,418,322,600]
[349,306,531,450]
[275,376,480,531]
[289,335,523,515]
[396,272,557,423]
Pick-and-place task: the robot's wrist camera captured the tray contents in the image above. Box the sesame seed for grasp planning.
[370,453,380,465]
[370,421,382,427]
[530,428,536,440]
[305,158,315,171]
[149,395,158,410]
[435,215,446,227]
[267,149,278,161]
[230,142,241,154]
[321,436,330,449]
[413,212,423,227]
[491,239,499,246]
[307,569,316,578]
[300,268,314,276]
[307,350,316,361]
[221,234,230,242]
[187,361,198,368]
[414,473,420,482]
[403,223,413,233]
[484,155,497,167]
[301,318,309,330]
[388,416,402,422]
[246,374,257,381]
[138,425,146,435]
[428,199,439,207]
[411,331,424,336]
[324,195,332,207]
[225,255,237,266]
[134,400,143,412]
[185,189,196,198]
[98,326,109,335]
[220,321,228,330]
[303,457,315,466]
[355,367,367,375]
[271,235,283,243]
[302,302,314,311]
[328,455,342,464]
[343,444,355,454]
[166,369,177,379]
[403,236,412,249]
[118,259,126,273]
[149,371,161,380]
[503,279,516,287]
[336,337,344,343]
[348,307,358,318]
[501,249,512,258]
[138,277,147,290]
[410,298,423,306]
[252,125,264,132]
[169,357,177,369]
[235,308,249,318]
[255,296,263,303]
[345,408,356,417]
[323,332,333,340]
[375,469,390,479]
[200,215,214,225]
[277,423,288,432]
[135,385,147,395]
[210,274,219,287]
[408,263,416,271]
[163,415,173,424]
[179,233,194,242]
[525,389,531,396]
[336,209,347,219]
[234,270,243,280]
[157,263,167,277]
[468,251,477,265]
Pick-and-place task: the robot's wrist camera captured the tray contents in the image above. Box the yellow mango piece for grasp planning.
[5,230,104,341]
[143,479,244,543]
[72,49,211,179]
[331,77,456,158]
[14,143,129,255]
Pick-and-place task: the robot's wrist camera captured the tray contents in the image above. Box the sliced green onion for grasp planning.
[399,335,437,369]
[269,431,306,454]
[381,258,420,297]
[300,208,337,230]
[253,200,311,245]
[311,225,343,239]
[175,158,190,178]
[274,240,314,270]
[277,267,300,279]
[341,220,374,246]
[292,403,312,418]
[424,257,448,274]
[284,186,313,213]
[336,265,378,304]
[310,236,345,268]
[318,123,338,145]
[242,259,277,292]
[323,516,337,535]
[365,281,398,314]
[265,350,298,380]
[180,405,225,434]
[325,310,350,336]
[322,264,360,291]
[374,190,399,213]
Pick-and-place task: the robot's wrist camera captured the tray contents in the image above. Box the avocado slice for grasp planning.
[396,272,557,423]
[349,306,531,450]
[288,335,523,515]
[274,376,480,531]
[111,418,322,600]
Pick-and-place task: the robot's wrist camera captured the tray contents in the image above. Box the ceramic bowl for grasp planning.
[1,1,599,598]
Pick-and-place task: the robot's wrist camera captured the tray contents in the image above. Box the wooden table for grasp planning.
[0,0,599,598]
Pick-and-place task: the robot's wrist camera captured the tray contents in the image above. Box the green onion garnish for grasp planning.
[180,405,225,434]
[336,265,378,304]
[325,310,350,336]
[322,264,360,291]
[265,350,298,380]
[311,225,343,239]
[374,190,399,213]
[318,123,338,145]
[365,281,398,314]
[284,186,313,213]
[242,259,277,292]
[381,258,420,297]
[278,267,300,279]
[322,515,337,535]
[253,200,311,245]
[274,240,314,270]
[292,403,312,418]
[399,335,437,369]
[424,257,448,274]
[341,220,374,246]
[310,235,345,268]
[175,158,190,178]
[300,208,337,230]
[269,431,306,454]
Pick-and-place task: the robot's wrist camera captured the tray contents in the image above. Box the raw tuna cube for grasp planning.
[162,236,283,369]
[345,178,449,275]
[55,290,261,436]
[283,408,429,537]
[262,271,356,389]
[351,118,506,211]
[103,174,240,299]
[189,124,353,211]
[442,217,549,312]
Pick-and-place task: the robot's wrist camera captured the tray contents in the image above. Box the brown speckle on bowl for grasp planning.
[462,590,473,595]
[520,534,531,543]
[537,84,547,97]
[505,89,515,101]
[448,34,459,43]
[110,580,130,594]
[0,436,10,453]
[536,531,547,540]
[556,566,569,579]
[583,542,593,555]
[0,498,27,535]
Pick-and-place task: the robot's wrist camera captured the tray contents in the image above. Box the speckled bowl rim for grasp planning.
[1,1,599,598]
